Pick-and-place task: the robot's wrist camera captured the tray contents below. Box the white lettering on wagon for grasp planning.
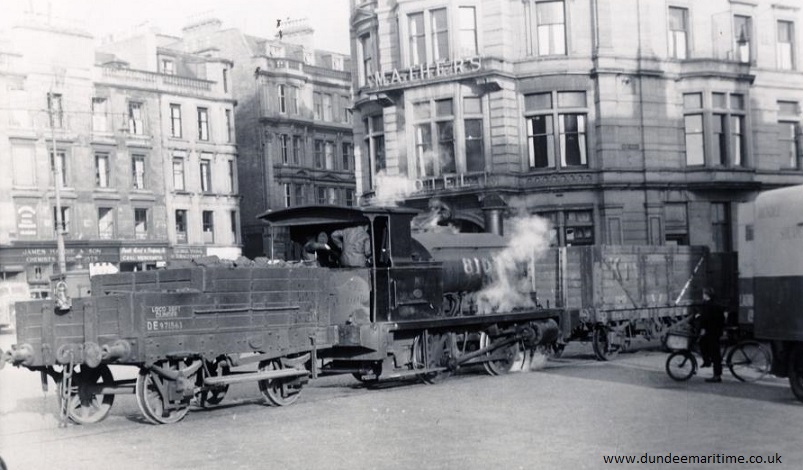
[146,320,184,331]
[151,306,179,318]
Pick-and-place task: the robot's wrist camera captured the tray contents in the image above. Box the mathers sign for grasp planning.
[367,57,482,89]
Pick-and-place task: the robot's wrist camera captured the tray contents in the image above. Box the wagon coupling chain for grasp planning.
[58,351,75,427]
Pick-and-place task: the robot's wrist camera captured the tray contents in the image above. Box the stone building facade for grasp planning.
[350,0,803,251]
[0,18,238,296]
[181,19,355,258]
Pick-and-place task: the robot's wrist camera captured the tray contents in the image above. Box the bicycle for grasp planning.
[664,326,772,382]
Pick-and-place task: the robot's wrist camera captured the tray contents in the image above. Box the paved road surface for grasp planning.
[1,330,800,470]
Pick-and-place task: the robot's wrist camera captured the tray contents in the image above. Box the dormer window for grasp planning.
[332,55,344,71]
[161,59,175,75]
[269,45,285,57]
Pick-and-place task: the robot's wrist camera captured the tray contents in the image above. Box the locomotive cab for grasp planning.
[258,205,443,326]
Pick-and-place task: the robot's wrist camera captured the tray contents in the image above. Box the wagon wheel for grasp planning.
[135,360,196,425]
[478,332,524,376]
[61,364,115,425]
[411,333,456,384]
[258,359,305,406]
[592,325,623,361]
[195,360,230,407]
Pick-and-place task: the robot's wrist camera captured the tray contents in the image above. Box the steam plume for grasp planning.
[369,171,415,207]
[411,199,458,234]
[476,213,552,314]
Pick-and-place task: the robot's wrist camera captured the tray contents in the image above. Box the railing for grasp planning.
[99,66,215,95]
[162,74,212,92]
[260,57,350,81]
[303,64,350,81]
[263,57,305,72]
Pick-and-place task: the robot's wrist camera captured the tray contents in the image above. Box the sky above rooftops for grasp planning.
[1,0,351,54]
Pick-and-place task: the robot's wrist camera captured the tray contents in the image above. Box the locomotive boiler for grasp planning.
[1,205,566,425]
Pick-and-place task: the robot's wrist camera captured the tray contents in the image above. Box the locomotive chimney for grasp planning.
[481,193,507,236]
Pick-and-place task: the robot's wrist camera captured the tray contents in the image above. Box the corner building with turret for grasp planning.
[350,0,803,252]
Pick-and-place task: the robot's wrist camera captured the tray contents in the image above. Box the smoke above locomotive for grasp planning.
[359,173,555,315]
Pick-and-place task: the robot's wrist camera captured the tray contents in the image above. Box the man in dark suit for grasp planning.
[699,287,726,382]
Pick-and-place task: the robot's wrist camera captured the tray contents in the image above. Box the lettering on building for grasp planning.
[16,206,37,237]
[20,247,109,264]
[120,246,167,262]
[367,57,482,89]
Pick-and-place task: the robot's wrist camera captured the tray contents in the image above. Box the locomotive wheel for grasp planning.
[411,333,456,385]
[135,361,193,425]
[258,359,304,406]
[788,344,803,403]
[592,326,622,361]
[61,364,115,425]
[478,332,524,376]
[665,351,697,382]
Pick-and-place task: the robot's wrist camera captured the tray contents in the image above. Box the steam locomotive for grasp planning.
[1,205,566,425]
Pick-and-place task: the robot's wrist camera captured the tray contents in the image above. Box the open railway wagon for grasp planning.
[1,264,339,425]
[738,184,803,402]
[529,245,715,360]
[1,205,568,425]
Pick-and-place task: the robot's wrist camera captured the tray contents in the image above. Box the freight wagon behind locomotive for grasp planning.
[1,205,567,425]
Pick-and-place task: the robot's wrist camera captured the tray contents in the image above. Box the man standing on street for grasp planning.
[699,287,726,383]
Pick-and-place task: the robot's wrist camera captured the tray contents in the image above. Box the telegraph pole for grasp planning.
[48,90,67,276]
[48,67,70,310]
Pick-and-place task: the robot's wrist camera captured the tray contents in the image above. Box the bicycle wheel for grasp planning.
[727,340,771,382]
[666,351,697,382]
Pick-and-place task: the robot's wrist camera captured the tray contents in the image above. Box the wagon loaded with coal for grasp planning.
[1,206,566,425]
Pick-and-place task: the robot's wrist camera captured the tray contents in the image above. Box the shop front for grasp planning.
[119,245,169,272]
[0,242,120,298]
